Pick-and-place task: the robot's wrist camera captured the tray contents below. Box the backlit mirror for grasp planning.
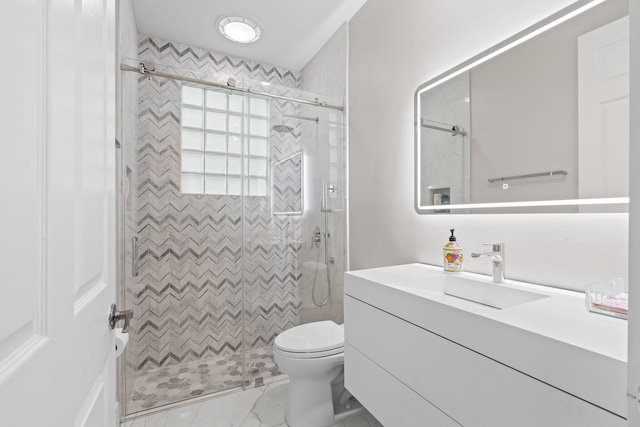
[415,0,629,214]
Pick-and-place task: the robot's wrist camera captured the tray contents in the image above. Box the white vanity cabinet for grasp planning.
[344,264,627,427]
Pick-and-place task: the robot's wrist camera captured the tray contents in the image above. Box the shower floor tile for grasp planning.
[121,378,383,427]
[127,346,283,415]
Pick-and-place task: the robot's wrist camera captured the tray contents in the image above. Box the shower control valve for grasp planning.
[312,226,322,244]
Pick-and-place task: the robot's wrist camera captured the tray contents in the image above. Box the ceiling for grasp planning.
[132,0,368,71]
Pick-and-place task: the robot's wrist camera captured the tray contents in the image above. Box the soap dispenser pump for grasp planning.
[443,228,463,273]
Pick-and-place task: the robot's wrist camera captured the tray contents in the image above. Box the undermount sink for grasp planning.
[396,274,549,309]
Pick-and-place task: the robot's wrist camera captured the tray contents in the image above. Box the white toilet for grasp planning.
[273,321,362,427]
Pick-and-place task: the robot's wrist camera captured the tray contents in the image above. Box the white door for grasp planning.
[578,16,629,201]
[0,1,117,426]
[629,1,640,425]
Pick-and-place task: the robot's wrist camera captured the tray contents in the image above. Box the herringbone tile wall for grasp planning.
[123,35,311,410]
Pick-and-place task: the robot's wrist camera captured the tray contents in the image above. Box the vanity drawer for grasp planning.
[345,296,625,427]
[345,343,459,427]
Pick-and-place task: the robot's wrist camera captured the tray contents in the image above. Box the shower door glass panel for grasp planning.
[242,93,306,387]
[297,104,347,324]
[242,95,347,386]
[119,75,249,415]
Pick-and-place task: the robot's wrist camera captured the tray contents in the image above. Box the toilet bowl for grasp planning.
[273,321,362,427]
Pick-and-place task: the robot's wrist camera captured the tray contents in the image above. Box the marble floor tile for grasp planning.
[126,346,282,414]
[121,378,382,427]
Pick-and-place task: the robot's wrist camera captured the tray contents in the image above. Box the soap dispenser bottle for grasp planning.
[443,229,463,273]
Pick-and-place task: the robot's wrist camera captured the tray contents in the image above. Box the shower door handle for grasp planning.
[132,236,139,277]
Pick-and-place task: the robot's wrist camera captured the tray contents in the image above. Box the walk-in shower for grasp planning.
[116,38,345,419]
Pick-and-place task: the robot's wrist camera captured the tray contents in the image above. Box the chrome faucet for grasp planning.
[471,243,505,283]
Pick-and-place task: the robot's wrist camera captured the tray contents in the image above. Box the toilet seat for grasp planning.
[274,345,343,359]
[274,320,344,359]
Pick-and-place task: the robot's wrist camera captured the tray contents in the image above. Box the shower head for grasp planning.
[272,123,294,134]
[272,114,294,134]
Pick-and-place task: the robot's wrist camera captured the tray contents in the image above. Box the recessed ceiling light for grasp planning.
[218,16,261,44]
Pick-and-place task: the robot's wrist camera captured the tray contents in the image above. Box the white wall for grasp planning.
[348,0,629,292]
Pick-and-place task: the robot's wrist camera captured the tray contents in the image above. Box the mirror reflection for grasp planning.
[416,0,629,213]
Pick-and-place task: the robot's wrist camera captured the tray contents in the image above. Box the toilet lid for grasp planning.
[274,321,344,354]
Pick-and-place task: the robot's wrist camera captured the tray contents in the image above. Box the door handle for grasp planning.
[108,303,133,333]
[132,236,139,277]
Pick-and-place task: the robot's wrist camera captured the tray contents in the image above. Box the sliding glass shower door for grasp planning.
[119,70,255,414]
[117,59,344,417]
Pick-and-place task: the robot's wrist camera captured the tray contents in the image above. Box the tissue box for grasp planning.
[585,277,628,320]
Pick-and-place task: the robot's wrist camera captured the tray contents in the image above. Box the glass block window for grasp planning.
[180,85,270,196]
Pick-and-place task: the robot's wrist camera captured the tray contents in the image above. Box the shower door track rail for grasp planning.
[120,63,344,111]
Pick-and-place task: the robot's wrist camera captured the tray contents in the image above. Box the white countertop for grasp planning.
[345,263,627,418]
